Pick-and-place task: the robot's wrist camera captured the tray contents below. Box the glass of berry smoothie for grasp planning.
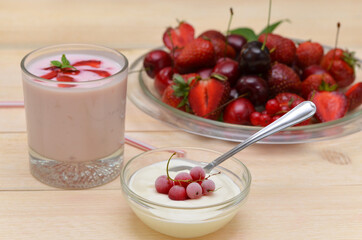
[21,44,128,189]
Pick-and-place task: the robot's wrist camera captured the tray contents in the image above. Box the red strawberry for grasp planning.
[275,92,305,107]
[345,82,362,111]
[188,76,230,119]
[161,85,185,110]
[267,62,302,96]
[160,73,198,111]
[300,73,337,99]
[84,69,111,78]
[73,60,101,68]
[210,38,236,61]
[41,70,59,80]
[56,75,75,88]
[310,91,348,122]
[258,33,296,65]
[296,41,324,69]
[162,21,195,50]
[321,48,358,88]
[270,93,311,126]
[175,38,215,73]
[198,30,226,41]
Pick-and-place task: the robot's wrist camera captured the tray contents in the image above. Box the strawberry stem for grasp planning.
[261,0,272,51]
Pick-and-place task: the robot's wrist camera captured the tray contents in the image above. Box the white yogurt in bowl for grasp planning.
[121,147,251,238]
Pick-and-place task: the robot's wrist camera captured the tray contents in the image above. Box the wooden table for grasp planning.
[0,0,361,239]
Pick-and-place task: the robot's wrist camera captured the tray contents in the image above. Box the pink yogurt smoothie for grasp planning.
[23,53,127,163]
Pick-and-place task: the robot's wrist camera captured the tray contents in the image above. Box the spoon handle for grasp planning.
[203,101,316,172]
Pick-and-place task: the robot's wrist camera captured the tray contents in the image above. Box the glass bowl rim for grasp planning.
[120,146,252,210]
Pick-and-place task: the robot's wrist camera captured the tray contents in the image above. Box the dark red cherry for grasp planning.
[235,75,269,106]
[213,58,240,86]
[197,68,213,79]
[198,30,226,41]
[239,41,271,74]
[154,67,174,95]
[143,50,172,78]
[223,98,255,125]
[227,34,247,54]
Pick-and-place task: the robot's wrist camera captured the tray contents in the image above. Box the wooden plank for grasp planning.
[0,131,361,191]
[0,186,360,240]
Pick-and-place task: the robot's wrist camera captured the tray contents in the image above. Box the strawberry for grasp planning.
[73,60,101,68]
[163,21,195,50]
[161,73,199,111]
[175,38,215,73]
[267,62,302,96]
[210,38,236,61]
[275,92,305,108]
[258,33,296,65]
[300,73,337,99]
[161,85,186,110]
[309,91,348,122]
[41,70,59,80]
[345,82,362,111]
[321,48,358,88]
[56,75,75,88]
[84,69,111,78]
[296,41,324,69]
[188,75,230,119]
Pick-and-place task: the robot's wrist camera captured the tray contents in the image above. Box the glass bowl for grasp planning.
[128,48,362,144]
[120,147,251,238]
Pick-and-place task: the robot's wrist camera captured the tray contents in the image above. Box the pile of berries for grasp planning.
[143,21,361,127]
[155,159,216,201]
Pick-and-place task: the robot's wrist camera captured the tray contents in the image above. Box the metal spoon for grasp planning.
[171,101,316,173]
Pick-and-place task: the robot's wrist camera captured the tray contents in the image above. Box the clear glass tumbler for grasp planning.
[21,44,128,189]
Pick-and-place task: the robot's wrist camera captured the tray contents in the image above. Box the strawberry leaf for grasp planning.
[342,51,360,70]
[258,19,290,36]
[319,80,338,92]
[229,27,257,41]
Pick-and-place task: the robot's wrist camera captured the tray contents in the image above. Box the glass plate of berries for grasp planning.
[128,21,362,144]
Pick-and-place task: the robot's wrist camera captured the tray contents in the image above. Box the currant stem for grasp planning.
[166,152,177,181]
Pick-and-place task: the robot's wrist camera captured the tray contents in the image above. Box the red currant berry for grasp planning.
[168,185,187,201]
[259,114,271,127]
[201,179,216,195]
[271,115,281,123]
[250,111,261,126]
[155,175,174,194]
[174,172,192,188]
[190,166,206,181]
[265,99,280,115]
[186,182,203,199]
